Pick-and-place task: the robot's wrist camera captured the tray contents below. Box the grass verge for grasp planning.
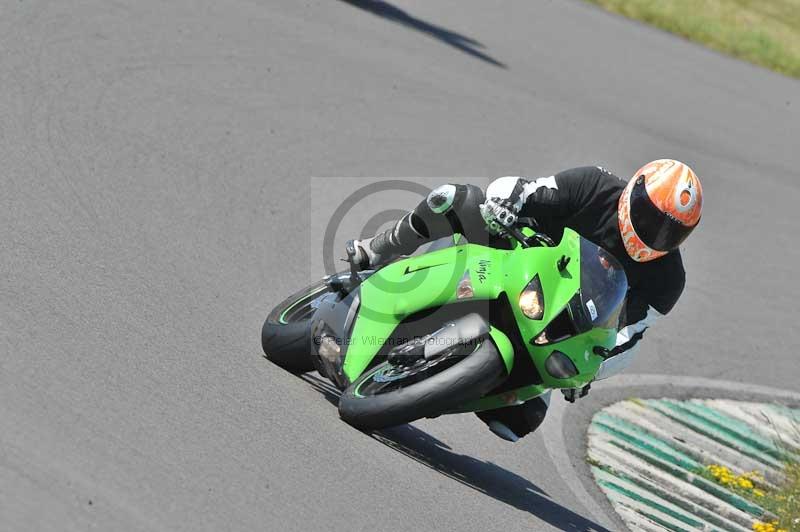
[760,461,800,532]
[584,0,800,79]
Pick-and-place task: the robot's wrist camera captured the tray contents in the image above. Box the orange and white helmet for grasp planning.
[618,159,703,262]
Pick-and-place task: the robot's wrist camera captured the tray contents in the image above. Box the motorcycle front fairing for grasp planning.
[326,231,584,389]
[311,229,625,400]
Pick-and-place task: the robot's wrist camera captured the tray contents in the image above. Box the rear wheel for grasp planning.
[261,279,330,373]
[338,335,506,430]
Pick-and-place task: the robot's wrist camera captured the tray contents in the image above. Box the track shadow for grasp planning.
[299,373,610,531]
[299,372,342,406]
[338,0,507,68]
[371,425,611,531]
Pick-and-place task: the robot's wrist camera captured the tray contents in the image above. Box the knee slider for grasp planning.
[426,184,457,214]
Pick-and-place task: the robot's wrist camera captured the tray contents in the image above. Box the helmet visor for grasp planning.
[629,176,697,252]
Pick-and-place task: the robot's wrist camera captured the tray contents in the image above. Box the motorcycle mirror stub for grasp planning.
[456,270,474,299]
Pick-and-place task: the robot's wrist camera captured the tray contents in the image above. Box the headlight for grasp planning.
[519,274,544,320]
[532,330,549,345]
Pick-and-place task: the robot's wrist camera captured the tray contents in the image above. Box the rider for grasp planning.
[347,160,703,442]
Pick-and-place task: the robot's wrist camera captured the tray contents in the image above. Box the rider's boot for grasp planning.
[487,420,521,442]
[477,392,551,442]
[346,212,427,270]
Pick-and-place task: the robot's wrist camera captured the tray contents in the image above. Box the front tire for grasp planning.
[338,338,506,430]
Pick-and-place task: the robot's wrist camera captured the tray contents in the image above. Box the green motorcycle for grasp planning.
[261,223,627,430]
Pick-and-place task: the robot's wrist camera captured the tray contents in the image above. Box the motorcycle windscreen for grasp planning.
[569,239,628,332]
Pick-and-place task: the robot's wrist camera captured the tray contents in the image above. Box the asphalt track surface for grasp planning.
[2,1,799,531]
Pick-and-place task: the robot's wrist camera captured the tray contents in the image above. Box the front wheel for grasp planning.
[338,336,506,430]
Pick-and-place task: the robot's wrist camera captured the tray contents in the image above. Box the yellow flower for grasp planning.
[738,477,754,489]
[752,520,782,532]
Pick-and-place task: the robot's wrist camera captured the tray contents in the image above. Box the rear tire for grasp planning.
[261,280,330,374]
[338,339,506,430]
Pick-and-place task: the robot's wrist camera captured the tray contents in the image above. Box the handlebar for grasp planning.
[506,226,532,248]
[504,221,556,249]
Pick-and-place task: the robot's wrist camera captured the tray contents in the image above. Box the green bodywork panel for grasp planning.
[343,243,503,380]
[488,327,514,374]
[342,229,619,405]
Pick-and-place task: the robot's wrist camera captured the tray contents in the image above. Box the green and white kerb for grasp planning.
[587,399,800,532]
